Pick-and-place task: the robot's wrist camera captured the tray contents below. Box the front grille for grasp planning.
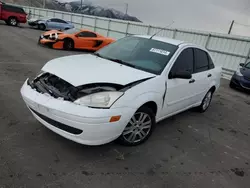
[28,73,78,101]
[29,107,83,135]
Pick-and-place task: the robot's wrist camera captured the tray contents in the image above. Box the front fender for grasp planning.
[38,20,46,25]
[112,91,163,118]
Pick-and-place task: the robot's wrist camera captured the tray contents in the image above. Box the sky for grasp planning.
[57,0,250,36]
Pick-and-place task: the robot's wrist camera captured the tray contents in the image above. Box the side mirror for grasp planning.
[170,70,192,79]
[239,63,245,67]
[75,34,79,37]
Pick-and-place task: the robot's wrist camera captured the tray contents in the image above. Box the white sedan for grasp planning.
[20,35,222,146]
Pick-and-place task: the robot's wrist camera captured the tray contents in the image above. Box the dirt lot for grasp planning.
[0,22,250,188]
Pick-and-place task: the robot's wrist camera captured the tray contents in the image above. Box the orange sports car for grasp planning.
[38,28,115,51]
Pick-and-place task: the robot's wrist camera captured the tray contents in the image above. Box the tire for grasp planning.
[8,17,18,26]
[197,89,214,113]
[63,38,74,50]
[229,81,235,89]
[38,24,46,30]
[117,106,156,146]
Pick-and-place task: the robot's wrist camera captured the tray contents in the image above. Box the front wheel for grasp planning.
[63,39,74,50]
[38,24,46,30]
[117,106,155,146]
[197,90,213,112]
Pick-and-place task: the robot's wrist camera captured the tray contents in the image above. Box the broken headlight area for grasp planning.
[27,73,124,106]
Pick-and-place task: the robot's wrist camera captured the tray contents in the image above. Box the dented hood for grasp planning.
[41,54,155,86]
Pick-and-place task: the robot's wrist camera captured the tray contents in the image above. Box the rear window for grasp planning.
[2,5,25,14]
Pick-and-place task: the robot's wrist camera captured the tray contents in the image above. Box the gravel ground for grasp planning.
[0,22,250,188]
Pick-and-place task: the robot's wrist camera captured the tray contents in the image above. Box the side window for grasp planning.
[50,18,66,23]
[207,53,215,69]
[49,18,57,22]
[77,32,97,38]
[194,49,209,73]
[170,48,194,75]
[55,19,67,23]
[2,5,24,13]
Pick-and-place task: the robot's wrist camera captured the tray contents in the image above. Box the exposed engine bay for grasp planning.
[27,72,124,102]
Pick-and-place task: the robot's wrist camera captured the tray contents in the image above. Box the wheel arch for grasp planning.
[64,37,74,43]
[138,101,158,116]
[8,16,17,20]
[210,85,216,92]
[209,85,216,94]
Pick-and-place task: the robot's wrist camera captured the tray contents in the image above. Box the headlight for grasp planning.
[74,91,124,108]
[235,69,243,76]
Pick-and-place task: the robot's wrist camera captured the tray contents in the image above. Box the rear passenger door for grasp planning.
[47,18,61,30]
[192,48,211,103]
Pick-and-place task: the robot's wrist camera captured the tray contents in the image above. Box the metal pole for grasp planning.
[81,0,83,11]
[228,20,234,34]
[43,0,45,8]
[125,3,128,15]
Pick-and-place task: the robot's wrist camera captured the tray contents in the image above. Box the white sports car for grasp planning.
[20,35,222,146]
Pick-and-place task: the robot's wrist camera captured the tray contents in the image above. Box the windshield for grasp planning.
[95,36,178,74]
[245,62,250,69]
[63,28,80,34]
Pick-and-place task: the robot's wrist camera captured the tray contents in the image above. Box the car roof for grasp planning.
[134,35,187,46]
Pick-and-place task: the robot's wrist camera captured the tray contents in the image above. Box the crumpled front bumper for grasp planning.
[231,74,250,90]
[20,79,135,145]
[38,36,63,49]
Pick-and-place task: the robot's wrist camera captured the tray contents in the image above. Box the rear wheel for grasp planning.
[63,38,74,50]
[197,89,213,113]
[8,17,18,26]
[38,24,46,30]
[117,106,155,146]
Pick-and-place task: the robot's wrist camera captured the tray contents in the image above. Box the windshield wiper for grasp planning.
[107,58,135,68]
[93,52,104,58]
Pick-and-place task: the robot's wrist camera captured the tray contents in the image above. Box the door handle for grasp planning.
[189,79,195,83]
[207,73,212,77]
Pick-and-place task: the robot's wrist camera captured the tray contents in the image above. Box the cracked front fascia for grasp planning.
[29,74,155,102]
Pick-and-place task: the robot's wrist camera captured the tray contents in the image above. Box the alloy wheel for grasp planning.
[202,91,212,110]
[122,112,152,144]
[10,18,17,26]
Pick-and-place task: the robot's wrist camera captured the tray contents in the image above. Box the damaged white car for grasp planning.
[20,35,221,146]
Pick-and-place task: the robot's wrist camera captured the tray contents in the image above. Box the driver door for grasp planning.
[162,48,198,116]
[75,31,97,49]
[46,18,60,30]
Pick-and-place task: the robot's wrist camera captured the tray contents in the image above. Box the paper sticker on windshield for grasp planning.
[150,48,170,56]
